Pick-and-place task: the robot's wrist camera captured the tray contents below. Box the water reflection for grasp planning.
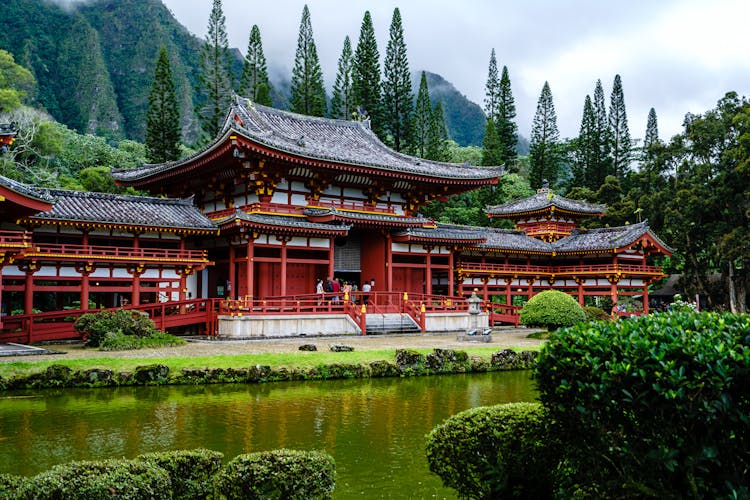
[0,371,536,499]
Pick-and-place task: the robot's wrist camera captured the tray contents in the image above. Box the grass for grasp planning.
[0,345,533,379]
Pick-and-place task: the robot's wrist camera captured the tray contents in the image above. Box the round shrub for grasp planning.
[213,449,336,499]
[74,309,161,347]
[136,448,223,499]
[426,402,555,499]
[519,290,586,330]
[18,458,171,499]
[535,311,750,498]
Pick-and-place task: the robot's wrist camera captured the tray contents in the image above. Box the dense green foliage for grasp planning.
[426,100,450,161]
[608,74,632,180]
[329,36,354,120]
[289,5,327,117]
[137,449,224,499]
[582,305,609,321]
[519,290,586,330]
[422,71,487,147]
[213,449,336,499]
[74,309,163,348]
[0,49,35,112]
[98,331,186,351]
[426,402,554,499]
[496,65,518,165]
[412,71,432,158]
[535,311,750,497]
[0,473,29,500]
[16,458,172,499]
[381,8,413,152]
[145,46,181,163]
[529,81,562,188]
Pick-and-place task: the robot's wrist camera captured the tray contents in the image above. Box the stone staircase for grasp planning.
[365,313,421,335]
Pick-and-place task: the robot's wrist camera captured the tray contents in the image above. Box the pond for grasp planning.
[0,371,536,499]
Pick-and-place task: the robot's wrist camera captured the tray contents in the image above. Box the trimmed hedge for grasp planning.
[582,305,609,321]
[519,290,586,330]
[535,311,750,498]
[213,449,336,499]
[17,458,172,499]
[136,448,223,499]
[426,402,555,499]
[0,473,29,500]
[74,309,162,347]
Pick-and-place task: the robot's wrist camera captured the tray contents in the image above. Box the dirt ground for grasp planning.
[1,327,544,363]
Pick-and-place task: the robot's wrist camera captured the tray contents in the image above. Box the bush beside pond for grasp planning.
[0,348,539,390]
[213,449,336,500]
[136,449,224,500]
[73,309,185,350]
[519,289,586,330]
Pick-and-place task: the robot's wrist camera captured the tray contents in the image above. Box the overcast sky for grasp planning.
[161,0,750,142]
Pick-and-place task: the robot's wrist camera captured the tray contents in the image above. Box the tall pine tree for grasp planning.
[196,0,233,139]
[238,25,272,106]
[590,79,612,188]
[412,71,432,158]
[482,118,503,166]
[289,5,327,116]
[329,36,354,120]
[145,46,181,163]
[572,95,596,188]
[381,7,413,152]
[483,48,500,119]
[426,100,449,161]
[644,107,659,148]
[352,11,382,133]
[496,65,518,164]
[608,74,632,180]
[529,81,562,189]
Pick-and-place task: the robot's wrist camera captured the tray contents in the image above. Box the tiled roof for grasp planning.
[486,189,605,217]
[0,174,54,202]
[27,190,217,231]
[113,97,502,182]
[217,210,351,234]
[304,208,426,226]
[480,227,555,253]
[553,221,673,254]
[394,223,487,243]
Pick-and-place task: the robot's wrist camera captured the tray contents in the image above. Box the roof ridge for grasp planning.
[41,188,193,206]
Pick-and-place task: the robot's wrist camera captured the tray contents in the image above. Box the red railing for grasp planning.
[25,244,209,263]
[207,203,305,220]
[0,229,31,248]
[459,262,663,276]
[309,200,396,214]
[0,299,222,344]
[488,304,522,327]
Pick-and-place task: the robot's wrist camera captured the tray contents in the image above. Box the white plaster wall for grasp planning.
[218,314,361,337]
[424,312,488,332]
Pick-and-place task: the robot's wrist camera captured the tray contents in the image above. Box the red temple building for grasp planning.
[0,100,671,341]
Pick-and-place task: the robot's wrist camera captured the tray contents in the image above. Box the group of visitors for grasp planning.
[315,277,374,305]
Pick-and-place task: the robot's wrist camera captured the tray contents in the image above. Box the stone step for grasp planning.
[365,313,421,335]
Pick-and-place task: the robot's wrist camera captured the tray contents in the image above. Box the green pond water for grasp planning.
[0,371,536,499]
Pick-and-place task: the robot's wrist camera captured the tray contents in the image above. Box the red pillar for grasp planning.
[505,279,512,306]
[643,284,650,314]
[448,248,454,296]
[179,272,187,301]
[386,233,393,292]
[425,248,432,295]
[132,273,141,306]
[280,239,288,295]
[577,279,584,305]
[81,272,90,310]
[228,245,236,299]
[246,240,254,299]
[327,240,334,280]
[24,270,34,314]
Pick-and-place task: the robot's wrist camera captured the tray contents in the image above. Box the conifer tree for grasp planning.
[426,100,449,161]
[482,117,503,166]
[381,8,413,151]
[608,74,632,180]
[352,11,382,133]
[644,107,659,148]
[146,46,181,163]
[330,36,354,120]
[590,79,611,187]
[196,0,233,139]
[529,81,562,189]
[483,48,500,120]
[572,95,596,188]
[238,25,272,106]
[289,5,327,116]
[496,65,518,163]
[412,71,432,158]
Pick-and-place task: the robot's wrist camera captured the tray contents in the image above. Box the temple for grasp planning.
[0,102,671,341]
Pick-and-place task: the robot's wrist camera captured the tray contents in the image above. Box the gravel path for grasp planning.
[1,327,544,362]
